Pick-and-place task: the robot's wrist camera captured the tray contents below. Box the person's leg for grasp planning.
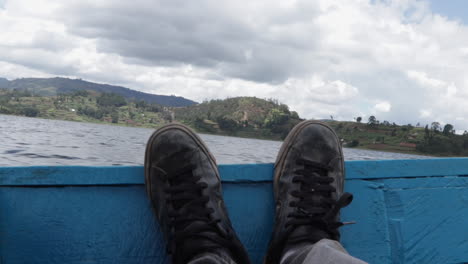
[280,239,366,264]
[144,123,250,264]
[264,120,367,264]
[188,250,238,264]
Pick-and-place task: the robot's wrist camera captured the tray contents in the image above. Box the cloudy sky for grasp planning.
[1,0,468,130]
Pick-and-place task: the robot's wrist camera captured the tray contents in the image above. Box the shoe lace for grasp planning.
[164,163,232,260]
[285,158,354,241]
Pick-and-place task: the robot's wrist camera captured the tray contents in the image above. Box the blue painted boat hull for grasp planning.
[2,159,468,263]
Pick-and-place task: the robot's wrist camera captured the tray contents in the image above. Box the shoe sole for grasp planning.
[273,120,344,198]
[144,123,221,199]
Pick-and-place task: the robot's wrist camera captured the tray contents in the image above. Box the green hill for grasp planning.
[0,89,170,128]
[325,121,423,154]
[0,78,9,87]
[0,77,196,107]
[0,91,303,140]
[325,120,468,157]
[174,97,303,140]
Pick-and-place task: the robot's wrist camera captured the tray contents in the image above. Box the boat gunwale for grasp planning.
[1,158,468,186]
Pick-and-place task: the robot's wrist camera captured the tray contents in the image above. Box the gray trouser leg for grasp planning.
[280,239,368,264]
[188,251,237,264]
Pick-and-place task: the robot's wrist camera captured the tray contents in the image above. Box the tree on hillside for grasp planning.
[279,104,290,114]
[443,124,454,135]
[291,111,299,119]
[22,106,39,117]
[217,116,238,131]
[424,125,431,142]
[147,103,162,113]
[97,93,127,107]
[356,116,362,123]
[368,116,378,127]
[264,108,289,128]
[111,112,119,123]
[77,106,104,119]
[135,100,147,109]
[431,122,441,133]
[72,90,89,97]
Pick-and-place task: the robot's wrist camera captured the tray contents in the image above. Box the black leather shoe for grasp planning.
[265,120,353,264]
[145,123,250,264]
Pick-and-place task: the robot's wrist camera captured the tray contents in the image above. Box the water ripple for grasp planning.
[0,114,433,166]
[4,149,25,154]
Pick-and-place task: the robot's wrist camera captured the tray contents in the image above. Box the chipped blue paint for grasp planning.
[1,159,468,263]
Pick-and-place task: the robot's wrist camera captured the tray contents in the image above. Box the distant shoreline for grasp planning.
[2,113,442,157]
[2,78,466,158]
[1,113,283,141]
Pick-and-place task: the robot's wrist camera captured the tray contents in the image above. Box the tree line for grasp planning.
[353,115,467,156]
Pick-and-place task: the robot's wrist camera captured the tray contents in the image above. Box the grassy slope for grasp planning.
[1,93,168,128]
[174,97,302,140]
[326,121,430,155]
[3,77,197,106]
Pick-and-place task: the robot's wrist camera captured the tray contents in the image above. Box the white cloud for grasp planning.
[407,70,446,88]
[0,61,50,77]
[419,109,432,118]
[1,0,468,130]
[374,101,392,113]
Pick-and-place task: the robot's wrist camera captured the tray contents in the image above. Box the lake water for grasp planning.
[0,115,432,166]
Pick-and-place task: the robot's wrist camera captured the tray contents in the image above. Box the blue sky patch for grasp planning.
[428,0,468,24]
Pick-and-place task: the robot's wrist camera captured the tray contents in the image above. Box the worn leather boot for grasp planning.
[145,123,250,264]
[265,120,354,264]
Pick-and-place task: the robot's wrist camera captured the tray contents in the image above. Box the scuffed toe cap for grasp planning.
[295,123,341,161]
[147,126,201,173]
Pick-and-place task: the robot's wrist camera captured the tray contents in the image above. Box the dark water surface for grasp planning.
[0,115,431,166]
